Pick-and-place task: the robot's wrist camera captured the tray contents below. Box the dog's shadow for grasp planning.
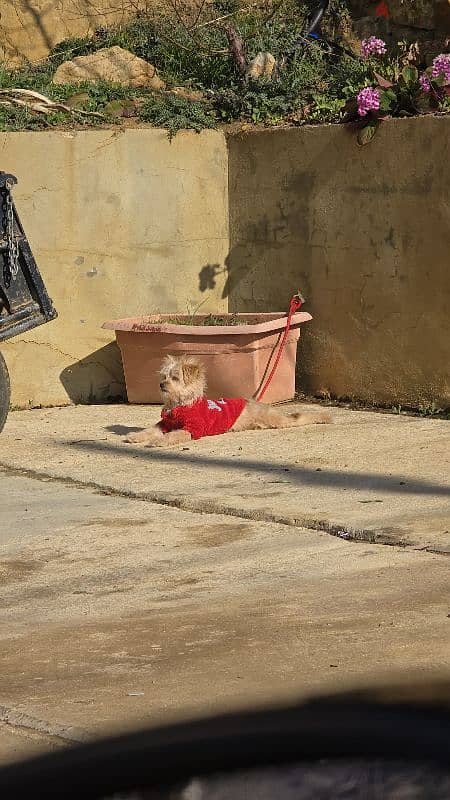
[105,425,145,436]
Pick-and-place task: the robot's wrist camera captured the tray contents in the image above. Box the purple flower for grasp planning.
[431,54,450,82]
[357,87,380,117]
[419,74,431,93]
[361,37,387,59]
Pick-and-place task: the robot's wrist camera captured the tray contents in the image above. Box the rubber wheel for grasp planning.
[0,350,11,433]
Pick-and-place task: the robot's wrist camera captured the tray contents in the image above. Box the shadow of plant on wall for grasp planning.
[198,263,224,294]
[199,188,316,311]
[198,245,263,304]
[198,245,310,316]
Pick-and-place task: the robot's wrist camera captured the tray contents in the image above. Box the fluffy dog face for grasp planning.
[159,355,206,408]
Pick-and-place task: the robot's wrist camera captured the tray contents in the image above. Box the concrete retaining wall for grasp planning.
[227,117,450,408]
[1,128,229,406]
[1,116,449,409]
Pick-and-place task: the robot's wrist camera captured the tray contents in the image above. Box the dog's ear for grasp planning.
[181,358,204,386]
[161,355,176,373]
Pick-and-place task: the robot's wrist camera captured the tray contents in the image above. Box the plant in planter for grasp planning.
[103,306,312,405]
[345,42,450,144]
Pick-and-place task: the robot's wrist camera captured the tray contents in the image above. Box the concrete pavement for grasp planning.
[1,403,449,551]
[0,403,449,764]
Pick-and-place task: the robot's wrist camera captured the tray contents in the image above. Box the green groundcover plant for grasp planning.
[0,0,448,138]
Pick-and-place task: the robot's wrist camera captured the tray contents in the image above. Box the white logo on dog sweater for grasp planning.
[207,400,224,412]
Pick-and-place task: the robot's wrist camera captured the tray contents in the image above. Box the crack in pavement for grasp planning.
[0,462,447,555]
[0,705,86,745]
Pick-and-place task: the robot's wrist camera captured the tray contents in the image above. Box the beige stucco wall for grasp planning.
[2,117,449,409]
[1,127,229,406]
[227,117,450,408]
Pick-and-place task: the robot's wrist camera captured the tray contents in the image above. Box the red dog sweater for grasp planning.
[161,397,246,440]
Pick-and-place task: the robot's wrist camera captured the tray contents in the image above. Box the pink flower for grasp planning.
[431,54,450,82]
[361,37,387,59]
[419,74,431,93]
[357,87,380,117]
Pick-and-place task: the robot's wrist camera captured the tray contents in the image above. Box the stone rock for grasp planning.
[246,52,276,80]
[53,46,165,89]
[435,0,450,34]
[348,1,435,30]
[352,16,448,63]
[348,1,449,63]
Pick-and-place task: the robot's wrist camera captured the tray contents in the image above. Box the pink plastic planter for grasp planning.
[102,312,312,404]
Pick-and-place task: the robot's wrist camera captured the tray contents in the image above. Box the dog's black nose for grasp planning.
[160,382,166,390]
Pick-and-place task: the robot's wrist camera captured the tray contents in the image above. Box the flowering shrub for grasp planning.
[419,74,431,94]
[432,54,450,82]
[361,37,386,59]
[356,87,380,116]
[347,41,450,144]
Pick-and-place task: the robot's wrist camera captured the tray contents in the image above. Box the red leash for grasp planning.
[255,292,304,402]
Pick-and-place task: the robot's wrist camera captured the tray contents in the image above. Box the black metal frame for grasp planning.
[0,171,57,343]
[304,0,330,36]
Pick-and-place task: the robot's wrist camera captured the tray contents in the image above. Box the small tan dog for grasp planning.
[125,355,331,447]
